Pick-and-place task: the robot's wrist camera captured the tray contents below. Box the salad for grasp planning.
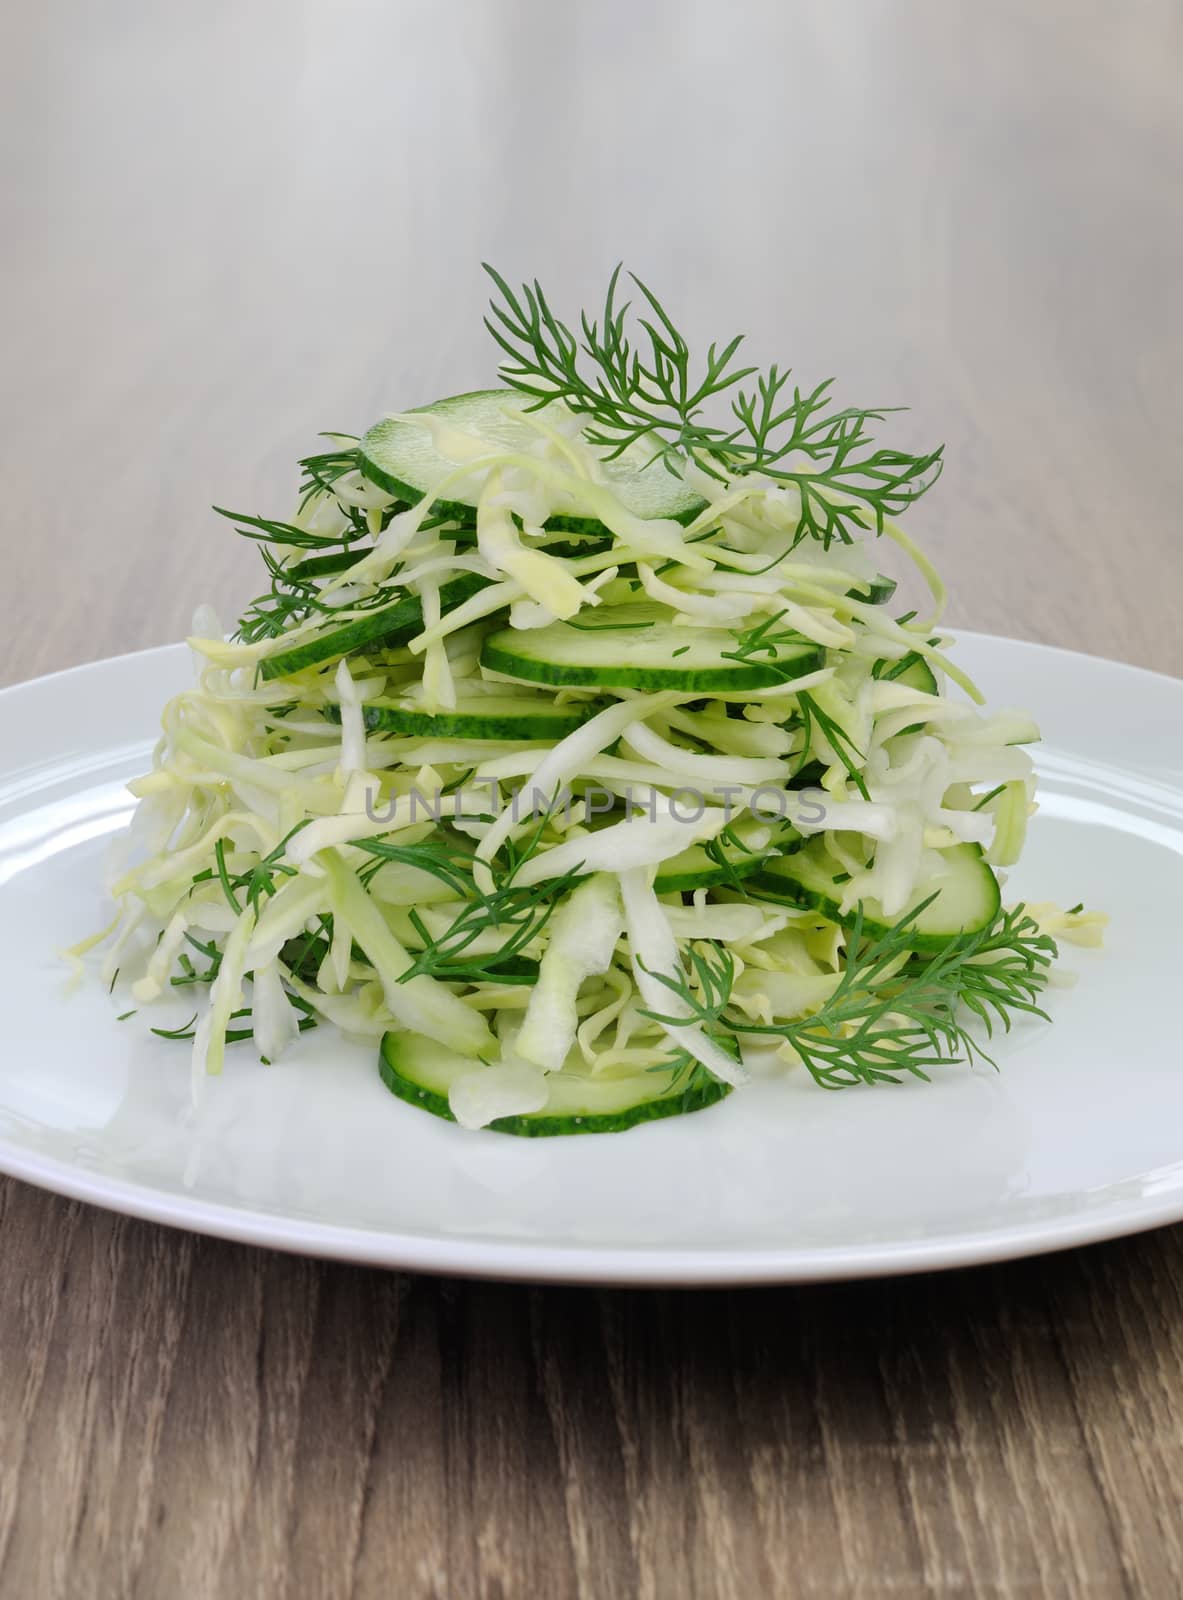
[83,265,1103,1134]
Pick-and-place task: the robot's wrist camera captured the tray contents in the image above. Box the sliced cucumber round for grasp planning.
[875,651,939,736]
[847,574,897,606]
[877,651,938,694]
[481,605,823,693]
[379,1031,731,1137]
[327,693,604,742]
[285,547,373,582]
[259,573,490,680]
[654,821,801,894]
[535,532,615,561]
[750,839,1000,949]
[359,390,708,534]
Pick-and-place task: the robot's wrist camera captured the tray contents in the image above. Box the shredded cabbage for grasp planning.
[79,387,1095,1128]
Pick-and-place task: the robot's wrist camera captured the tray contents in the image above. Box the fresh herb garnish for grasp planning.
[483,262,943,546]
[350,823,584,986]
[641,902,1058,1090]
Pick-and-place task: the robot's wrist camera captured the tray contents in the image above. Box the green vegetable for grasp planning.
[259,572,489,678]
[640,903,1058,1090]
[481,606,824,692]
[653,819,797,893]
[325,692,604,742]
[750,840,1001,951]
[380,1031,730,1136]
[361,390,706,531]
[483,263,945,543]
[84,260,1090,1135]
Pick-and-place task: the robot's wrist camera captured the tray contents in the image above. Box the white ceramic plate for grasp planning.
[1,635,1181,1284]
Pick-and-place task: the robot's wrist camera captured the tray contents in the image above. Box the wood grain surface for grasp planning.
[1,2,1182,1595]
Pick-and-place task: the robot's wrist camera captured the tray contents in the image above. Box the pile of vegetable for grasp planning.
[85,266,1102,1134]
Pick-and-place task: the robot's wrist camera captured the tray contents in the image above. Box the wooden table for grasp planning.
[2,3,1182,1594]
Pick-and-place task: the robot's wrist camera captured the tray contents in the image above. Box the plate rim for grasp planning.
[4,1136,1183,1284]
[2,630,1182,1284]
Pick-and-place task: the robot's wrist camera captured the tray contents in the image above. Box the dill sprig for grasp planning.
[151,996,318,1046]
[399,873,573,984]
[483,263,943,546]
[701,819,770,891]
[352,836,476,897]
[351,823,584,986]
[639,902,1059,1091]
[213,506,360,553]
[297,437,361,507]
[235,555,326,642]
[233,546,408,644]
[796,692,869,801]
[223,471,414,645]
[722,614,871,797]
[192,828,306,914]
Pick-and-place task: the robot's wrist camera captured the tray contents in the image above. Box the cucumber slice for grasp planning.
[379,1031,731,1136]
[285,547,373,582]
[481,605,823,692]
[359,390,708,534]
[653,821,801,893]
[875,651,939,736]
[535,533,615,561]
[847,574,897,606]
[751,839,1000,950]
[259,573,490,679]
[326,693,604,742]
[876,651,938,694]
